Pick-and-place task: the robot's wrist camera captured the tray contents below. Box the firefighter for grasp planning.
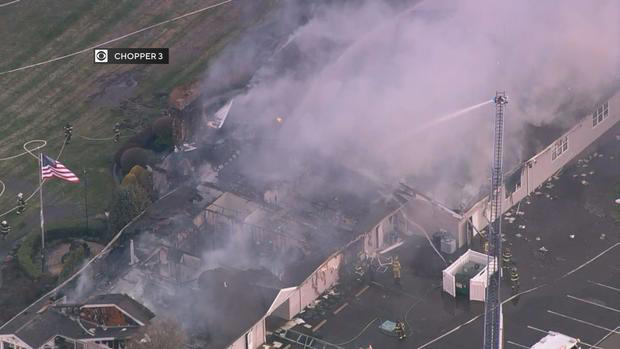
[392,256,402,285]
[63,122,73,144]
[502,247,512,265]
[394,321,407,341]
[510,266,520,290]
[16,193,26,215]
[502,247,512,278]
[113,122,121,143]
[0,220,10,239]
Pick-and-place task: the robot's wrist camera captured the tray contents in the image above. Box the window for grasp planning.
[592,102,609,127]
[551,136,568,161]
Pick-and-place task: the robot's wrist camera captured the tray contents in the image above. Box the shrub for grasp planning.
[114,142,141,167]
[152,116,174,152]
[153,116,173,139]
[121,173,138,187]
[109,184,153,233]
[131,124,155,146]
[17,232,42,279]
[113,124,155,167]
[129,165,155,199]
[120,147,153,175]
[59,245,86,281]
[45,227,102,242]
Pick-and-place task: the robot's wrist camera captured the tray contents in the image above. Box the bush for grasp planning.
[109,184,153,233]
[152,116,174,152]
[130,124,155,146]
[153,116,173,139]
[45,226,102,242]
[59,245,86,281]
[120,147,154,175]
[122,173,138,187]
[17,232,42,279]
[113,124,155,167]
[114,142,141,167]
[129,165,155,199]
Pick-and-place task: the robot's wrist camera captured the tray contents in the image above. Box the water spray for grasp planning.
[384,99,494,151]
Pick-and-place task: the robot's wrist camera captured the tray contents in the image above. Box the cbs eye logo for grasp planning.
[94,49,108,63]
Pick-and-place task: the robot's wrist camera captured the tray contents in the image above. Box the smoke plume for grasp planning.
[205,0,619,208]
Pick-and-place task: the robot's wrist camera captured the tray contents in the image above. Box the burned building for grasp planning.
[168,81,202,147]
[0,294,154,349]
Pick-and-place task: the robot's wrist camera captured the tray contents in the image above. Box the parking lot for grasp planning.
[504,244,620,348]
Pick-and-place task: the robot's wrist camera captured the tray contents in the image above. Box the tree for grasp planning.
[127,317,187,349]
[109,184,152,233]
[120,147,154,175]
[129,165,155,200]
[152,116,173,139]
[152,116,174,151]
[121,173,138,187]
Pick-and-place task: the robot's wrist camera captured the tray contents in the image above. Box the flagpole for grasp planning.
[83,168,89,231]
[39,153,45,273]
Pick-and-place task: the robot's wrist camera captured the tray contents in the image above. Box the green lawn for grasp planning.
[0,0,277,244]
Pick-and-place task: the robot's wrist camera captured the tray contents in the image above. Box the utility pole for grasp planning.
[83,169,89,231]
[483,91,508,349]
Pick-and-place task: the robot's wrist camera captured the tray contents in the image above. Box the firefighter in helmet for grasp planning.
[16,193,26,215]
[392,256,402,285]
[0,220,10,239]
[63,122,73,144]
[113,122,121,143]
[394,321,407,341]
[510,266,520,291]
[502,247,512,278]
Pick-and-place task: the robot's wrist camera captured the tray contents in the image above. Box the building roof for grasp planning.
[85,293,155,326]
[182,268,282,348]
[0,294,153,348]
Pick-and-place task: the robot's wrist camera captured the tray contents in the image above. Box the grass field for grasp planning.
[0,0,276,241]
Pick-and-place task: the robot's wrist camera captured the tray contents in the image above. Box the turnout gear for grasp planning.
[113,122,121,143]
[510,266,520,290]
[392,257,402,284]
[16,193,26,215]
[502,248,512,265]
[63,122,73,144]
[0,221,10,239]
[394,321,407,340]
[502,247,513,278]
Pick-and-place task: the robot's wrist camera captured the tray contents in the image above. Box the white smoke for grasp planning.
[216,0,619,208]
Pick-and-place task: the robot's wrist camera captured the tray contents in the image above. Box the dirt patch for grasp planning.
[46,240,105,276]
[46,242,70,276]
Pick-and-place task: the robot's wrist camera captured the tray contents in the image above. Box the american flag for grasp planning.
[41,154,79,183]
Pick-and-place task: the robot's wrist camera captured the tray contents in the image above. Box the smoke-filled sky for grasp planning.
[208,0,619,208]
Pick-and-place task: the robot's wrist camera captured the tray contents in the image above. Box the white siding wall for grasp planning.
[363,220,387,253]
[227,319,266,349]
[403,195,463,243]
[272,253,343,324]
[0,336,32,349]
[298,254,342,310]
[465,92,620,233]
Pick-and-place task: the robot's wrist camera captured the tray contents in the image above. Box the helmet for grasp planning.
[1,221,6,225]
[17,192,23,198]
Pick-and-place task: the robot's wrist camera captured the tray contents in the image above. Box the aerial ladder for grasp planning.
[483,91,508,349]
